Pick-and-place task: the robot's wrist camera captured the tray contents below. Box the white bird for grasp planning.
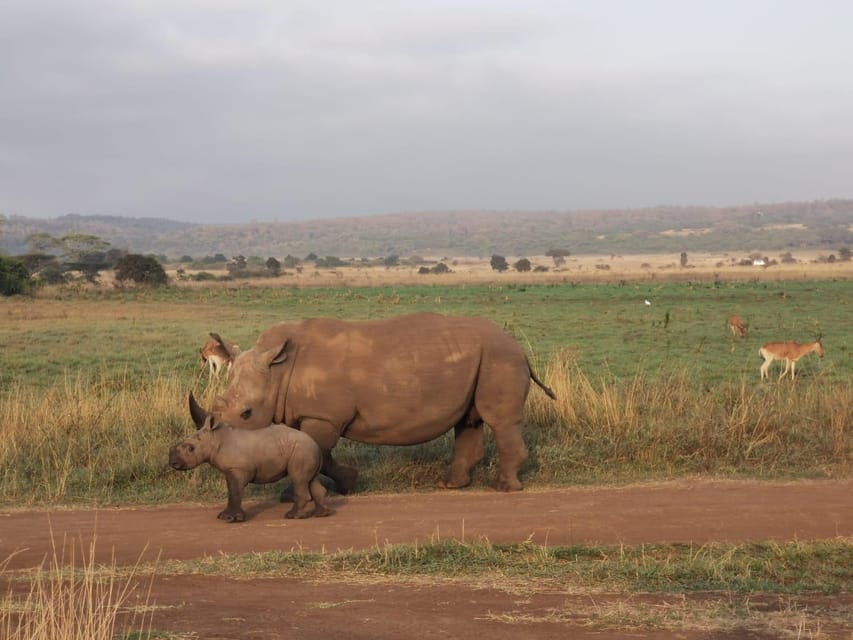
[644,299,652,306]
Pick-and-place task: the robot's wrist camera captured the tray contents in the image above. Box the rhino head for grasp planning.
[169,415,220,471]
[193,333,291,431]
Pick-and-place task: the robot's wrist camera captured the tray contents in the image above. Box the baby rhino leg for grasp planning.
[284,477,315,519]
[309,478,331,517]
[284,441,330,519]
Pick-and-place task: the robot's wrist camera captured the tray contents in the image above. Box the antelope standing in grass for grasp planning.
[728,315,746,338]
[759,338,824,381]
[200,334,240,379]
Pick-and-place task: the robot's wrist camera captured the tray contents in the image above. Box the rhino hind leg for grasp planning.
[284,480,315,519]
[308,477,332,517]
[278,450,357,502]
[439,421,484,489]
[491,420,528,492]
[474,367,531,491]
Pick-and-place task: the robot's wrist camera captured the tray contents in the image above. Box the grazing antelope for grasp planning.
[728,315,746,338]
[759,338,824,381]
[200,335,240,379]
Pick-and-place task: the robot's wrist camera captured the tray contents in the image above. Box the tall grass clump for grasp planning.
[0,369,227,506]
[0,533,155,640]
[526,349,852,483]
[0,350,849,505]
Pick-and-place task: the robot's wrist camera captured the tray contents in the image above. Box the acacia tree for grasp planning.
[513,258,532,272]
[24,232,115,283]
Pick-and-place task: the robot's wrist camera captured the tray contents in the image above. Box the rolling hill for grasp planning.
[2,200,852,260]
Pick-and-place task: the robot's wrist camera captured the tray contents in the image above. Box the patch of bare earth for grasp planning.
[2,479,852,639]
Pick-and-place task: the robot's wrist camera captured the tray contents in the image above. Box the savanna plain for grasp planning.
[1,257,852,639]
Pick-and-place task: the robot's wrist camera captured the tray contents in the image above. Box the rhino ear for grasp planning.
[189,392,209,429]
[267,339,289,367]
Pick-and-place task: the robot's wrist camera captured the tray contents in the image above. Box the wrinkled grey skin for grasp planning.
[169,415,331,522]
[193,313,555,493]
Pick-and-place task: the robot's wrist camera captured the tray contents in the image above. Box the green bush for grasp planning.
[190,271,219,281]
[114,254,168,285]
[0,256,31,295]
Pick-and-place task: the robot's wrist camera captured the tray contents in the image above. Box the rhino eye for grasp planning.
[240,408,252,420]
[186,444,195,453]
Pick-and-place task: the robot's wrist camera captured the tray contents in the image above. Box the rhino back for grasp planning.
[285,314,527,444]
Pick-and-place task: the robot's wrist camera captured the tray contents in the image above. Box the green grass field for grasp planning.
[3,279,849,388]
[0,279,850,506]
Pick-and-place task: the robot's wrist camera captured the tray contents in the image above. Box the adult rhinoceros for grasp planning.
[190,313,555,493]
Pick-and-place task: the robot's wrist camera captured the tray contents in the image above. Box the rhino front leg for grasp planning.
[301,418,358,495]
[320,450,358,495]
[218,470,249,522]
[439,422,484,489]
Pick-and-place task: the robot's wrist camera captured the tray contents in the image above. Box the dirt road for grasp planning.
[2,479,851,639]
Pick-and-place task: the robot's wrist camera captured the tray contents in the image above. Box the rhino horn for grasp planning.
[188,391,209,429]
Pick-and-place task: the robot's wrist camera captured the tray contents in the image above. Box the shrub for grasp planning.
[266,257,282,277]
[0,256,31,296]
[113,254,168,285]
[190,271,218,281]
[490,255,509,272]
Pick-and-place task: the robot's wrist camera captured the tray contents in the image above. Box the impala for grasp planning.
[200,335,240,379]
[728,315,746,338]
[759,338,824,381]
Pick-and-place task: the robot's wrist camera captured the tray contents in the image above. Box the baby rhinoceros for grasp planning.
[169,417,331,522]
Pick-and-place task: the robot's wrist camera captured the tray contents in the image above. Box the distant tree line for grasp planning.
[1,232,169,293]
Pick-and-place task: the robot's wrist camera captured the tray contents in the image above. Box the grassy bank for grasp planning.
[6,538,848,639]
[162,537,853,594]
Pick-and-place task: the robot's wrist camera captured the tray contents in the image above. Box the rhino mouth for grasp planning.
[169,452,191,471]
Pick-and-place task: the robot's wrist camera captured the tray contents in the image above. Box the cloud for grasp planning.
[2,1,853,222]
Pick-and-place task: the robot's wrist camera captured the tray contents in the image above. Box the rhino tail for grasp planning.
[528,362,556,400]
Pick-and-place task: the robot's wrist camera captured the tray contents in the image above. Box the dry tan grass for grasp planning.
[166,252,853,289]
[0,532,155,640]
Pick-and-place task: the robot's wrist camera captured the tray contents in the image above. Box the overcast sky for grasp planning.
[2,1,853,224]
